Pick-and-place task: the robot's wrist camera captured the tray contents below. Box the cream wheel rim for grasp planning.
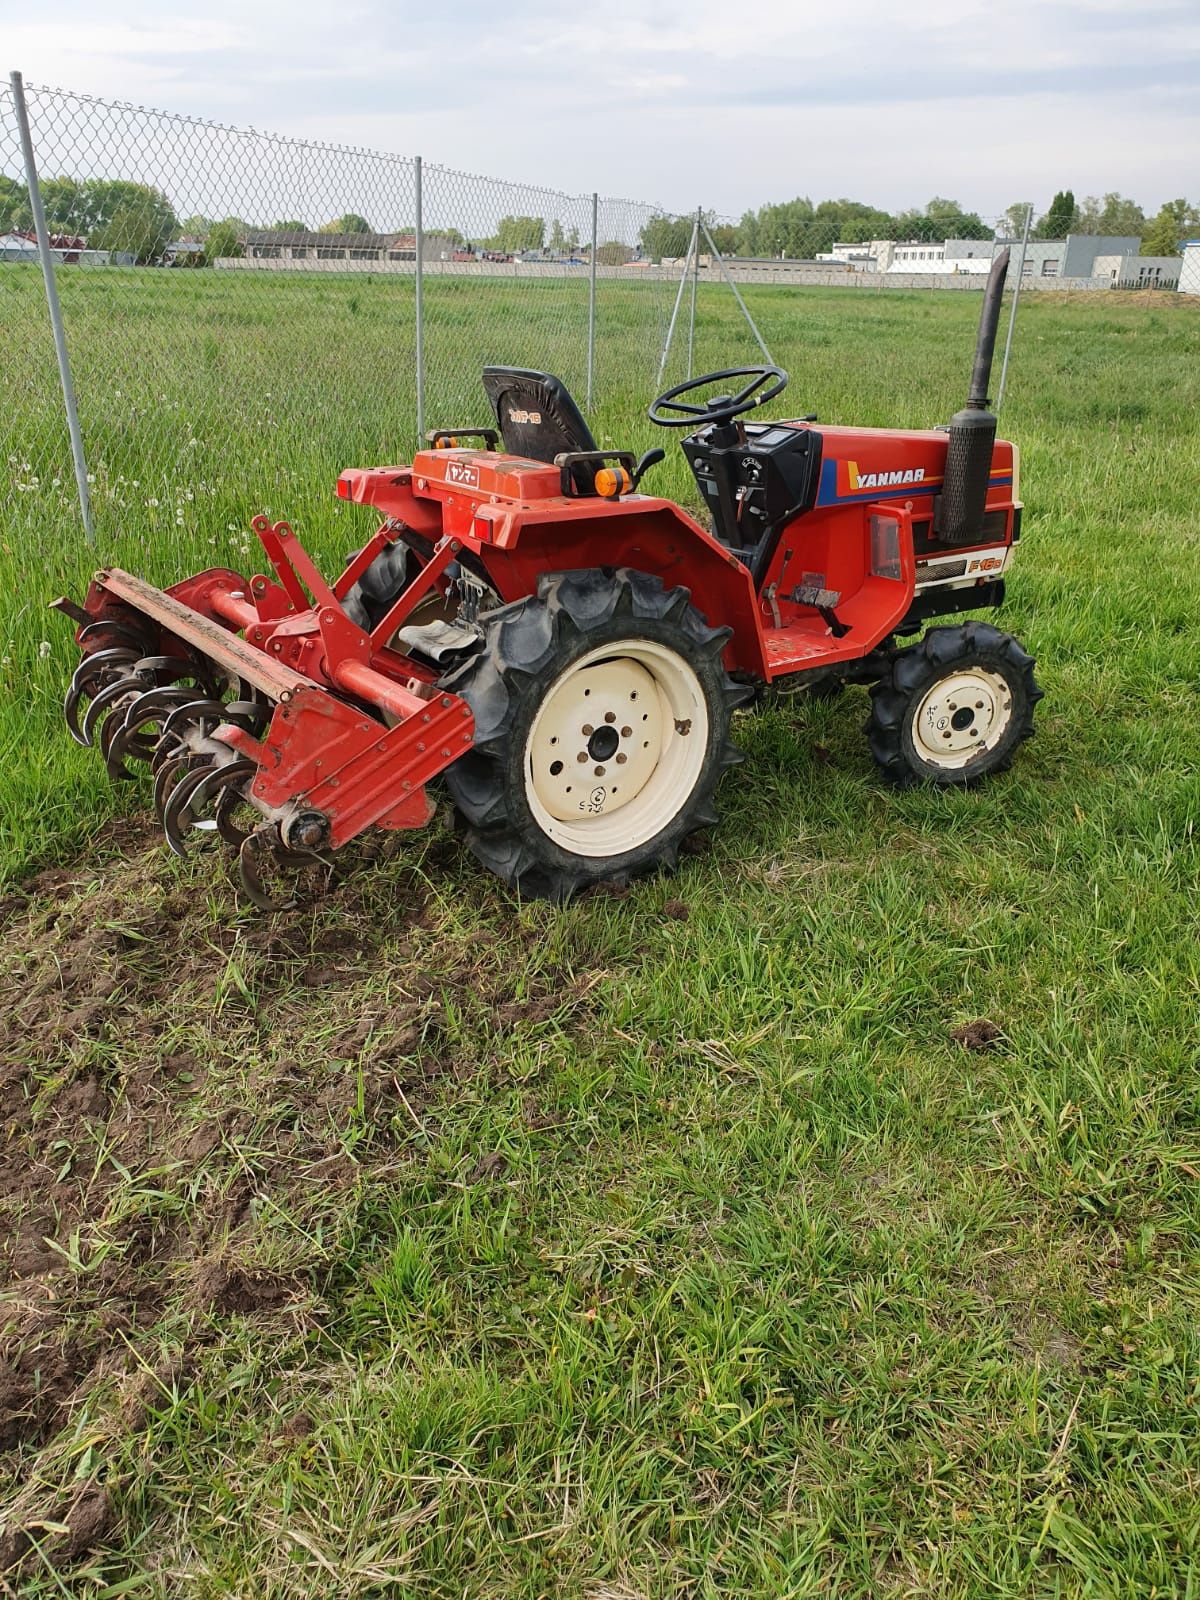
[911,666,1013,769]
[525,640,709,857]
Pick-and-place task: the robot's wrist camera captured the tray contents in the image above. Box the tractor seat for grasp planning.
[482,367,597,466]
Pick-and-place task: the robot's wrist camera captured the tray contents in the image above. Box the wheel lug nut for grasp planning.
[621,725,632,737]
[576,751,588,763]
[616,752,627,764]
[604,711,616,724]
[582,723,594,736]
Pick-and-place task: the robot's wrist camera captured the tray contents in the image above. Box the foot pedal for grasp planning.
[396,618,482,664]
[788,583,849,638]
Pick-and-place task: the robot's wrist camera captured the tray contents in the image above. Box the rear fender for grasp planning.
[476,505,767,676]
[337,467,444,540]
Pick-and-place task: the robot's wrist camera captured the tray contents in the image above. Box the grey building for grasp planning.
[240,229,458,264]
[1004,235,1142,280]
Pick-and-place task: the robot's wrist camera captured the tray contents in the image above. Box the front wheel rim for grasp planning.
[910,665,1014,769]
[524,640,709,857]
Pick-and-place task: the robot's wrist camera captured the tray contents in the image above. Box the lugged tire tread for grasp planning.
[865,622,1042,789]
[441,567,745,901]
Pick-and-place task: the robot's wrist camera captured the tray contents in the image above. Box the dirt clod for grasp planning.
[467,1151,508,1183]
[192,1262,297,1315]
[63,1486,115,1558]
[949,1018,1003,1051]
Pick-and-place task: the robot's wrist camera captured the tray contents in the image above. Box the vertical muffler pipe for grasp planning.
[936,247,1010,544]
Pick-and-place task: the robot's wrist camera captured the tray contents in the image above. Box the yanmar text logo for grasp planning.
[841,460,927,493]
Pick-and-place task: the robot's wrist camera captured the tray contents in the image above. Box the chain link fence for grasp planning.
[3,75,1197,549]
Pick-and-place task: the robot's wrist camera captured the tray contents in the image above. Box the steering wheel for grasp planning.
[648,365,789,429]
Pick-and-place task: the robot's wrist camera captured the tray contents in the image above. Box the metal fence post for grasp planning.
[687,205,701,379]
[996,202,1032,412]
[11,70,93,542]
[414,155,425,443]
[586,192,598,411]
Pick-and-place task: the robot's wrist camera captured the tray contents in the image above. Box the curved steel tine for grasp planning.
[74,645,141,677]
[221,699,271,735]
[122,684,195,734]
[97,703,141,780]
[130,654,208,687]
[64,674,97,746]
[80,674,141,748]
[179,652,230,700]
[237,828,304,912]
[152,750,196,823]
[65,651,132,740]
[210,762,261,847]
[65,646,141,741]
[188,759,257,837]
[104,724,157,781]
[150,731,183,778]
[160,698,229,744]
[79,620,155,655]
[234,677,266,706]
[106,687,190,780]
[162,762,217,856]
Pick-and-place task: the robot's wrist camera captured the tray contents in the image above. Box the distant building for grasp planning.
[996,235,1142,280]
[1181,241,1200,296]
[164,237,205,265]
[239,229,458,265]
[818,241,877,268]
[828,232,1156,284]
[1,229,106,265]
[1092,253,1181,289]
[0,230,39,261]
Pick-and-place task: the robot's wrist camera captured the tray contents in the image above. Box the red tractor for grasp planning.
[57,251,1040,904]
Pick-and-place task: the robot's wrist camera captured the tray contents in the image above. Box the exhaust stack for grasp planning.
[936,247,1010,544]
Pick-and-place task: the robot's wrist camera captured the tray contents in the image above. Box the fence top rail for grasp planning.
[12,77,420,166]
[4,78,694,224]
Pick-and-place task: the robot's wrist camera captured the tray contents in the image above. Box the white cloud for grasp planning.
[5,0,1198,216]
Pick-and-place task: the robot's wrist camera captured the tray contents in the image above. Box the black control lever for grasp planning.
[631,448,665,489]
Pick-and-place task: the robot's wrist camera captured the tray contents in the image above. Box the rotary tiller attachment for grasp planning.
[54,542,476,910]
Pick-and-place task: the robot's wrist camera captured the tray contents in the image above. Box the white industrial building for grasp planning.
[1179,241,1200,295]
[819,232,1180,287]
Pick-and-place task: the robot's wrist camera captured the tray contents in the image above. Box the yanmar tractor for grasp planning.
[57,250,1040,905]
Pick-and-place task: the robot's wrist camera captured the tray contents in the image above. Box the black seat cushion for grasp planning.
[481,367,597,464]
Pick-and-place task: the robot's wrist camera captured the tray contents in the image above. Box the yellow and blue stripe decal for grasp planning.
[816,459,1012,507]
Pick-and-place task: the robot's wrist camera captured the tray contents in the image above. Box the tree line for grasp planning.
[0,175,178,262]
[4,175,1196,267]
[638,192,1200,262]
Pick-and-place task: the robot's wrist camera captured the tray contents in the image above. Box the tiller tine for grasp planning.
[237,825,333,913]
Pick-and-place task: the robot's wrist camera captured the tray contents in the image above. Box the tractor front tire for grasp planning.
[866,622,1041,788]
[443,568,746,901]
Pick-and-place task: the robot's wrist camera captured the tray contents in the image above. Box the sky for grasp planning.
[4,0,1199,222]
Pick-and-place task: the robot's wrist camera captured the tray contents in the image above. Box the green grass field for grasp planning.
[1,270,1199,1596]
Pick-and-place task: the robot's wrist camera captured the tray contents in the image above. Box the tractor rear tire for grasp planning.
[341,541,410,632]
[866,622,1041,788]
[442,568,747,901]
